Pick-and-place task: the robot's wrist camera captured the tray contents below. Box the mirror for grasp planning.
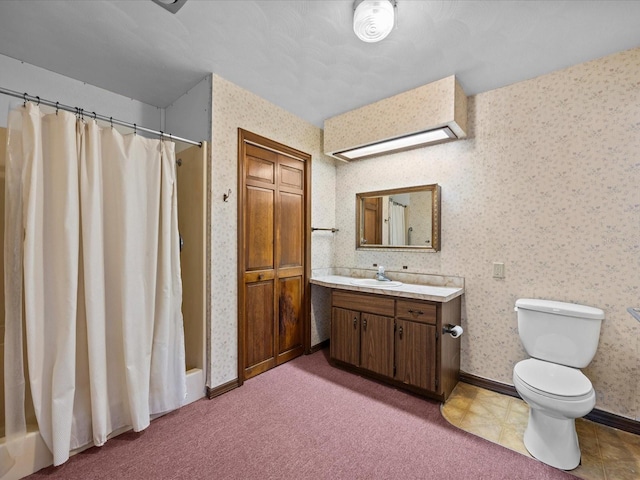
[356,184,441,251]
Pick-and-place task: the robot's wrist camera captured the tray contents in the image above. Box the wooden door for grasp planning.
[362,197,382,244]
[330,307,360,366]
[239,130,310,381]
[360,313,394,377]
[395,319,437,391]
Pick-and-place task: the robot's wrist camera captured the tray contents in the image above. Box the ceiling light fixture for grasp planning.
[334,127,456,161]
[353,0,397,43]
[151,0,188,14]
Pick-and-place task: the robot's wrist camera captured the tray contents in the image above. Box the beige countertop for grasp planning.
[310,275,464,303]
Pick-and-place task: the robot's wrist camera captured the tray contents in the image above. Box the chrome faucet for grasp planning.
[375,265,391,281]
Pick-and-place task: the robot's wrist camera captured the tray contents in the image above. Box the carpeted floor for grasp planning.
[27,349,578,479]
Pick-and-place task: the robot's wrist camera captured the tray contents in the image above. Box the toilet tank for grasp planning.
[515,298,604,368]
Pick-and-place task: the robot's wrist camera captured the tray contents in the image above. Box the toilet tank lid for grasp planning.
[516,298,604,320]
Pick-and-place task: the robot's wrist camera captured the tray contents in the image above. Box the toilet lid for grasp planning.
[514,359,592,397]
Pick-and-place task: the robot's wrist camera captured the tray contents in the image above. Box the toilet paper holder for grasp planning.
[443,324,463,338]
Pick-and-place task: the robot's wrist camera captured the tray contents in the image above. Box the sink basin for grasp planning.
[350,279,403,288]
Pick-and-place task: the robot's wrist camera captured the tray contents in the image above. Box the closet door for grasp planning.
[239,131,309,381]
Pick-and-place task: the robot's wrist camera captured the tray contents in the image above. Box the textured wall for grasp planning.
[332,48,640,420]
[208,75,336,387]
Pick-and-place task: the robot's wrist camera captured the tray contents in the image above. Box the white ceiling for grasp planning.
[0,0,639,127]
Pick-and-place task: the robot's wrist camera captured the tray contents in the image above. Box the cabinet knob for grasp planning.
[398,326,403,339]
[363,318,367,329]
[353,317,357,328]
[258,274,264,281]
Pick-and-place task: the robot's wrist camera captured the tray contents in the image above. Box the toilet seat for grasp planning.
[514,358,593,399]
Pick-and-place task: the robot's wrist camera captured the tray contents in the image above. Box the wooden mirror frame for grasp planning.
[355,184,441,252]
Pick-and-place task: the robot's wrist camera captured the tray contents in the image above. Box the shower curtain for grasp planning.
[389,200,406,245]
[4,103,186,466]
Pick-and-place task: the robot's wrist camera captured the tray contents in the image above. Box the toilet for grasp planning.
[513,298,604,470]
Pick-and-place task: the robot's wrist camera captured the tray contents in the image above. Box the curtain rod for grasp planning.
[0,86,202,147]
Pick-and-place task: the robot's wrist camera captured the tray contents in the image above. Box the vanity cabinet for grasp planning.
[330,290,461,401]
[331,291,394,377]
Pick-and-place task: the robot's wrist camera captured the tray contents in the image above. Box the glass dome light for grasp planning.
[353,0,397,43]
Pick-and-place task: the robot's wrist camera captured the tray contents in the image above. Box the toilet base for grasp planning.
[523,408,581,470]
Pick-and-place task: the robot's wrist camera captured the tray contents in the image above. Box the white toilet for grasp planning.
[513,298,604,470]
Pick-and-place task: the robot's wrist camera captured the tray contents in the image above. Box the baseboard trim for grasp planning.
[308,339,329,354]
[459,371,640,436]
[206,378,240,399]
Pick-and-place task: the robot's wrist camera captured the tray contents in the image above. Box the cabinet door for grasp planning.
[331,307,360,366]
[360,313,394,377]
[395,319,437,391]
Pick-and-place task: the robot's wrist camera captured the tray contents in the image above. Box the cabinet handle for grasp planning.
[258,274,264,281]
[353,317,357,329]
[398,326,403,339]
[363,318,367,330]
[408,309,424,316]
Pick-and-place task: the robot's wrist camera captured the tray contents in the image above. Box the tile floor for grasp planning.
[441,382,640,480]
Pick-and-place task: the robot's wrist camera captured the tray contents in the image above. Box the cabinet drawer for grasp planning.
[396,300,437,324]
[332,291,395,317]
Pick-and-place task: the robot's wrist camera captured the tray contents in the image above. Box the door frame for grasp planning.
[237,128,312,386]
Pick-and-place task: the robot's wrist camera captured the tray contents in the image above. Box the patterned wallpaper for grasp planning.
[331,47,640,420]
[208,75,336,387]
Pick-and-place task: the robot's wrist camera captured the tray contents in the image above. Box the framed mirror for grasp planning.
[356,184,441,251]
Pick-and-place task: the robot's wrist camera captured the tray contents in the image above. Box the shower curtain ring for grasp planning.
[134,124,137,135]
[36,96,40,106]
[23,92,27,106]
[110,117,113,128]
[92,111,97,121]
[55,102,59,115]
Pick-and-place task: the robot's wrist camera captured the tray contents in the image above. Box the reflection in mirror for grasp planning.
[356,184,440,251]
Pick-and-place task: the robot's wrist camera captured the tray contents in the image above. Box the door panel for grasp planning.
[278,191,303,268]
[246,144,276,184]
[244,280,276,376]
[331,307,360,366]
[279,163,303,189]
[395,319,436,391]
[245,186,274,271]
[277,275,303,360]
[360,313,394,377]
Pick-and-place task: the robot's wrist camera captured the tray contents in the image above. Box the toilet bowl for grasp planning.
[513,298,604,471]
[513,358,596,470]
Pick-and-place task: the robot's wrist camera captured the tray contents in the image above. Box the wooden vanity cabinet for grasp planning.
[331,291,395,377]
[330,290,461,402]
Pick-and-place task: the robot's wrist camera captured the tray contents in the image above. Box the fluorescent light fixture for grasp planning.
[353,0,397,43]
[334,127,456,161]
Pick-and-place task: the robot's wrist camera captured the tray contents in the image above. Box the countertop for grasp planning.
[310,275,464,303]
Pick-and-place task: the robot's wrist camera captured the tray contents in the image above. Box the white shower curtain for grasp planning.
[4,103,186,466]
[389,200,406,245]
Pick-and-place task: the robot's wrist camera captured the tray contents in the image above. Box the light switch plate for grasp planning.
[493,262,505,278]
